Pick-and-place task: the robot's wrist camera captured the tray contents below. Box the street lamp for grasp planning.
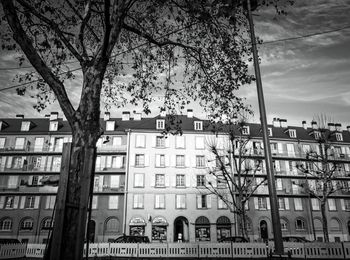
[244,0,284,255]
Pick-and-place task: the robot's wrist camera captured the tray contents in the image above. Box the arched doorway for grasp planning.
[87,220,96,243]
[174,216,189,242]
[260,220,268,242]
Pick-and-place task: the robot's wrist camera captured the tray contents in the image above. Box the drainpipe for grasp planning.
[123,129,132,234]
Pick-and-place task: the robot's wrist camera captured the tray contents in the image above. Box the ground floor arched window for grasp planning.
[195,216,210,242]
[151,216,168,242]
[216,216,231,241]
[129,217,146,236]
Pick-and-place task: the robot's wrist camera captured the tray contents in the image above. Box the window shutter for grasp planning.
[170,155,176,167]
[165,137,170,148]
[191,156,196,167]
[45,196,51,209]
[100,156,106,169]
[285,198,290,210]
[197,195,202,208]
[254,197,259,209]
[144,154,149,167]
[13,196,19,209]
[275,160,281,171]
[207,195,212,208]
[185,175,191,187]
[6,156,12,168]
[170,175,176,187]
[20,196,26,209]
[0,196,5,208]
[165,155,170,167]
[40,156,47,171]
[267,197,271,209]
[34,196,40,209]
[152,136,157,147]
[340,199,345,210]
[185,155,190,167]
[28,176,33,185]
[155,155,161,167]
[150,174,155,187]
[192,176,197,187]
[46,156,52,171]
[49,137,55,151]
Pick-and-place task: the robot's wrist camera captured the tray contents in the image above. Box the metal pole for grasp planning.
[246,0,284,254]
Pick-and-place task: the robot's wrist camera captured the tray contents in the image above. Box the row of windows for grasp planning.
[0,155,61,173]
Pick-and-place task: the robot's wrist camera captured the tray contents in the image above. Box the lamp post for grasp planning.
[245,0,284,255]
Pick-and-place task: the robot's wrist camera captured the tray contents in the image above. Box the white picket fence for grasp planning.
[1,242,350,259]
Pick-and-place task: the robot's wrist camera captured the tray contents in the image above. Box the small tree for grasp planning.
[296,117,346,242]
[205,118,266,239]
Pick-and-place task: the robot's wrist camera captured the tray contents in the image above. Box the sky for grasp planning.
[0,0,350,129]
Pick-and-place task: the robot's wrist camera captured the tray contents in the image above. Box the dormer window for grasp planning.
[313,131,321,139]
[242,126,250,135]
[288,129,296,138]
[156,119,165,130]
[194,121,203,131]
[106,121,115,131]
[21,121,31,131]
[268,127,273,137]
[336,132,343,141]
[49,121,58,131]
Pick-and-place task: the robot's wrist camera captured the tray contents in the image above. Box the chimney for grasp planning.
[347,125,350,132]
[327,123,335,131]
[133,112,142,121]
[50,112,58,121]
[311,120,318,129]
[272,118,280,127]
[302,120,307,130]
[122,111,130,121]
[104,112,110,121]
[280,119,287,128]
[335,123,342,131]
[16,114,24,119]
[187,109,193,118]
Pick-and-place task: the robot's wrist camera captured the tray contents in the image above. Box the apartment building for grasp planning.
[0,111,350,243]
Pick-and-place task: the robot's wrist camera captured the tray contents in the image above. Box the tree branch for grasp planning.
[2,0,75,123]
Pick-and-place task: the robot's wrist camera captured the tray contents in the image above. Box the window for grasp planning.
[155,194,165,209]
[295,218,306,230]
[11,157,23,169]
[311,198,320,210]
[342,199,350,211]
[134,173,144,187]
[196,175,205,187]
[176,155,185,167]
[278,198,285,210]
[50,137,64,152]
[0,218,12,231]
[4,196,18,209]
[276,179,283,190]
[336,133,343,141]
[21,121,31,131]
[286,143,295,156]
[289,129,297,138]
[176,194,186,209]
[194,121,203,131]
[133,194,144,208]
[51,157,61,172]
[135,154,145,167]
[49,121,58,131]
[196,155,205,168]
[268,128,273,137]
[106,218,119,231]
[135,135,145,148]
[280,219,288,231]
[91,196,98,209]
[110,176,120,189]
[156,136,165,147]
[155,154,165,167]
[106,121,115,131]
[175,136,185,148]
[15,137,25,150]
[25,196,39,209]
[197,194,211,209]
[195,136,205,149]
[156,119,165,130]
[20,218,34,230]
[155,174,165,187]
[294,198,303,210]
[242,126,250,135]
[0,138,5,149]
[34,137,44,152]
[41,218,53,230]
[258,197,267,210]
[109,196,119,209]
[314,131,321,139]
[271,143,278,153]
[328,199,336,211]
[176,174,185,187]
[112,136,122,146]
[45,196,56,209]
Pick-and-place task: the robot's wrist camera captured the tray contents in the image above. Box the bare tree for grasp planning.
[205,118,266,239]
[296,116,347,242]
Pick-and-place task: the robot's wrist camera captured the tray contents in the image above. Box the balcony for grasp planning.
[97,144,127,153]
[0,164,61,173]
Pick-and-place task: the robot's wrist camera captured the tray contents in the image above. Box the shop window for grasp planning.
[195,216,210,241]
[151,217,168,242]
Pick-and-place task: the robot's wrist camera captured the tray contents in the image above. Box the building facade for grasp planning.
[0,111,350,243]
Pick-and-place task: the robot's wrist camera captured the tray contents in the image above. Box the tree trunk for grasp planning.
[240,203,248,239]
[320,200,329,242]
